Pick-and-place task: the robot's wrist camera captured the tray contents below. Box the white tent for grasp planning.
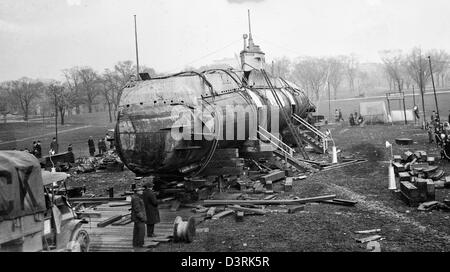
[390,110,416,122]
[359,101,390,124]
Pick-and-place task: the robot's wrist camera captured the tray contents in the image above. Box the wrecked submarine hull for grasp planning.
[114,69,315,178]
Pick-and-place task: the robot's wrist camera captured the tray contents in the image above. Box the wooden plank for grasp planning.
[203,194,336,206]
[206,207,216,219]
[320,200,356,207]
[261,170,285,184]
[170,200,181,212]
[228,205,267,215]
[211,210,234,220]
[356,235,382,243]
[235,211,244,222]
[69,197,127,202]
[97,215,125,228]
[398,172,411,182]
[284,177,293,192]
[112,215,132,226]
[287,205,305,214]
[354,229,381,234]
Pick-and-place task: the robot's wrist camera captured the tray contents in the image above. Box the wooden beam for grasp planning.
[203,195,336,206]
[69,197,127,202]
[261,170,285,184]
[211,210,234,220]
[356,235,382,243]
[97,215,125,228]
[228,205,267,215]
[287,205,305,214]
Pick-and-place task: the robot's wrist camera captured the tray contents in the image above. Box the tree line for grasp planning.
[270,48,450,103]
[0,60,157,124]
[1,48,449,124]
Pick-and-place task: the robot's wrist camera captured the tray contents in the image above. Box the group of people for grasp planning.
[349,111,364,126]
[88,134,113,156]
[334,109,344,123]
[130,177,160,248]
[28,140,43,158]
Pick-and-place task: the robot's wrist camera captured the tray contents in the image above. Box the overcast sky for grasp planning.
[1,0,450,81]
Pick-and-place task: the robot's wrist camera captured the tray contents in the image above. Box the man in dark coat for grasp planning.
[131,189,147,247]
[36,140,42,158]
[50,137,58,154]
[88,136,95,156]
[142,179,160,237]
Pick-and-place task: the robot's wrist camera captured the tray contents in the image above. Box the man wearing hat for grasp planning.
[131,188,146,247]
[142,178,160,237]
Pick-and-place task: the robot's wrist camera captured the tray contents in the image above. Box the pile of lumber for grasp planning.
[392,150,450,208]
[192,194,356,222]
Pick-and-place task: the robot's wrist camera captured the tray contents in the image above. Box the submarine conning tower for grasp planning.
[240,10,266,75]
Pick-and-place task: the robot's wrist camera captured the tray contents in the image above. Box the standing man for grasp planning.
[142,178,160,237]
[36,140,42,158]
[50,137,58,155]
[105,133,111,151]
[338,109,344,122]
[447,110,450,123]
[131,188,146,248]
[88,136,95,156]
[31,141,37,156]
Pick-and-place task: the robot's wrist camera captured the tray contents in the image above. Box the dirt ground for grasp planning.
[67,122,450,252]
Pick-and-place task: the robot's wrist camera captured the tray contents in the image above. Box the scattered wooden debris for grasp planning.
[203,194,336,206]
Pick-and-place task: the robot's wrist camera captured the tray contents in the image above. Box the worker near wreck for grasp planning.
[142,178,160,237]
[131,188,146,247]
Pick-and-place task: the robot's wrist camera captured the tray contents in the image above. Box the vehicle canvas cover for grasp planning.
[0,151,46,221]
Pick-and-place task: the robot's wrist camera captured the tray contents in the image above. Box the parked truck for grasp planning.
[0,151,90,252]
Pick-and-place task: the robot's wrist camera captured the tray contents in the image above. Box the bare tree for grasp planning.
[344,54,359,95]
[405,48,431,93]
[380,50,406,92]
[5,78,43,121]
[292,57,328,100]
[63,67,84,114]
[77,67,100,113]
[427,49,450,87]
[326,56,345,99]
[100,70,121,122]
[46,82,78,125]
[0,84,12,123]
[271,57,292,79]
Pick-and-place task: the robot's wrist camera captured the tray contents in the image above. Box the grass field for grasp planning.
[0,111,115,157]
